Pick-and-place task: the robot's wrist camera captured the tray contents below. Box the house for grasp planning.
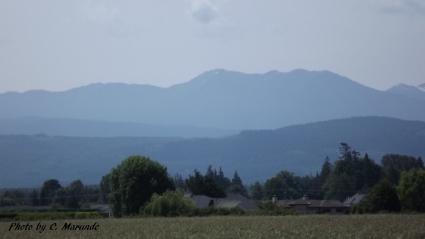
[276,195,348,214]
[90,204,113,218]
[187,193,260,211]
[343,193,367,207]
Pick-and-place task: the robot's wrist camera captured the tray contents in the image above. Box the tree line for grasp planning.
[248,143,424,213]
[97,156,249,216]
[1,143,424,215]
[0,180,101,209]
[248,143,423,201]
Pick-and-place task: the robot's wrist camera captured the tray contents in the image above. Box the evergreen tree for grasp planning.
[216,167,231,189]
[206,165,214,179]
[173,173,187,190]
[186,169,227,198]
[417,157,424,169]
[339,142,352,161]
[319,156,332,187]
[231,171,243,185]
[185,170,205,195]
[227,171,248,197]
[301,174,322,199]
[324,144,383,198]
[204,175,226,198]
[351,150,361,161]
[362,153,382,189]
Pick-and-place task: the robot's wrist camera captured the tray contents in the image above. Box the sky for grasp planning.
[1,0,425,93]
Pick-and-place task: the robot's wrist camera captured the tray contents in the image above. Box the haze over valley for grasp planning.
[1,69,425,188]
[2,2,425,233]
[1,69,425,131]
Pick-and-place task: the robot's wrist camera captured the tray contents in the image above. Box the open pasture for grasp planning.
[1,214,425,239]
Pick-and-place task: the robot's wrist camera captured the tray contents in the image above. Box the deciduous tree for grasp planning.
[66,180,84,209]
[359,179,401,213]
[398,169,425,212]
[99,174,110,204]
[382,154,424,185]
[40,179,61,206]
[109,155,175,217]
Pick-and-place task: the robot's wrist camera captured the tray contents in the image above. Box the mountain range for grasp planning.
[1,69,425,188]
[1,69,425,131]
[1,116,424,188]
[386,83,425,101]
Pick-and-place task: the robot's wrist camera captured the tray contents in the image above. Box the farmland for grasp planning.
[1,214,425,239]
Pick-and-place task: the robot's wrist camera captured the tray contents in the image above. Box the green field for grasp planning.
[1,215,425,239]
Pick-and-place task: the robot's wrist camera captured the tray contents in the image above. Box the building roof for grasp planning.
[219,193,260,211]
[343,193,367,206]
[277,198,347,208]
[189,193,260,211]
[191,195,215,208]
[90,204,112,214]
[216,200,242,209]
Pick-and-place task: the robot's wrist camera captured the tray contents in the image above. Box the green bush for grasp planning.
[253,201,302,216]
[183,206,246,217]
[142,190,195,217]
[74,212,90,219]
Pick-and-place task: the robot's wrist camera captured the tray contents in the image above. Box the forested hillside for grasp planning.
[1,116,424,188]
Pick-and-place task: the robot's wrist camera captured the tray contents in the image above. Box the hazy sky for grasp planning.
[1,0,425,93]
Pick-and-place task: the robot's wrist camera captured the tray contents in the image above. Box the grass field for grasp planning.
[1,214,425,239]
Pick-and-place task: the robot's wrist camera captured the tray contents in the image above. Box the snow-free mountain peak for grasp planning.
[1,69,425,130]
[386,83,425,101]
[418,83,425,91]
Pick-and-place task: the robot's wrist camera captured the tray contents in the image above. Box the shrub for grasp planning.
[74,212,90,219]
[254,201,302,216]
[354,179,401,214]
[142,190,195,217]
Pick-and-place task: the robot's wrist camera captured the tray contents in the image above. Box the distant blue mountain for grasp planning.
[1,69,425,130]
[0,117,236,138]
[386,83,425,101]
